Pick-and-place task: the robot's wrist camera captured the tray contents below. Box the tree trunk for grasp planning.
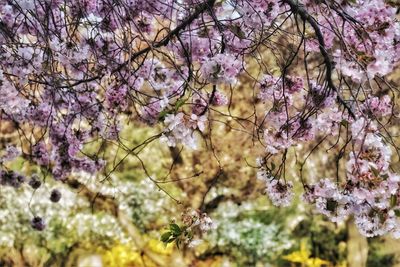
[347,219,368,267]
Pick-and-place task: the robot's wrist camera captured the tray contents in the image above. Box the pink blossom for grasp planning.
[200,54,241,84]
[264,179,294,207]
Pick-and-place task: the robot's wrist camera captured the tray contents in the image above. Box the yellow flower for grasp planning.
[282,240,331,267]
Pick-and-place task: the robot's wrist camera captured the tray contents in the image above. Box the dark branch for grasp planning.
[282,0,356,119]
[114,0,217,73]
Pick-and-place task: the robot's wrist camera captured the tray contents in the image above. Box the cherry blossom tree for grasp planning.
[0,0,400,239]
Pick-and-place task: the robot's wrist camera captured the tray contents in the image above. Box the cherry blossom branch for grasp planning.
[282,0,356,119]
[31,0,217,89]
[115,0,217,72]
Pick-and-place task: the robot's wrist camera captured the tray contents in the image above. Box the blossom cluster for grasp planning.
[180,208,216,247]
[300,117,400,238]
[200,54,241,84]
[257,160,294,207]
[331,1,399,82]
[259,75,342,154]
[160,112,207,149]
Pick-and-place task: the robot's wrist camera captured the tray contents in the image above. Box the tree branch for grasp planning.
[114,0,216,73]
[32,0,216,88]
[282,0,356,119]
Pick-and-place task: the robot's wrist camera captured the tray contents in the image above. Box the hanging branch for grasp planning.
[282,0,356,119]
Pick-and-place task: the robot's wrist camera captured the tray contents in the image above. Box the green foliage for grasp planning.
[160,223,197,249]
[367,237,396,267]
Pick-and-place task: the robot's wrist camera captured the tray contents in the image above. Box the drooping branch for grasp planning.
[282,0,356,119]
